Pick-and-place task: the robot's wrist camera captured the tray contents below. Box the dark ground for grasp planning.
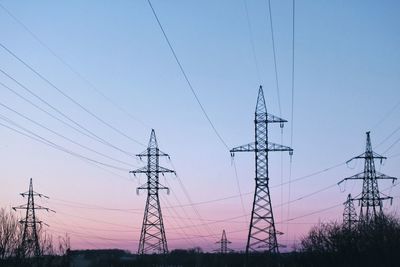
[1,250,399,267]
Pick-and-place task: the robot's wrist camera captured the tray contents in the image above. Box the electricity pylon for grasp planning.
[343,194,357,229]
[13,178,54,258]
[130,129,175,254]
[215,229,233,254]
[230,86,293,253]
[338,132,397,221]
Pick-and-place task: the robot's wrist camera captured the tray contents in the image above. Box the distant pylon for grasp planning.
[230,86,293,253]
[13,178,54,258]
[130,129,175,254]
[215,230,233,254]
[338,132,397,221]
[343,194,357,229]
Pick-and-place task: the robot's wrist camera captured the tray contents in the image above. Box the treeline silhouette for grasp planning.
[0,208,70,267]
[298,213,400,267]
[1,206,400,266]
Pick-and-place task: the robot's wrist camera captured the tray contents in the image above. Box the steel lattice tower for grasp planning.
[215,229,232,254]
[130,129,175,254]
[13,178,54,258]
[338,132,397,221]
[343,194,357,229]
[230,86,293,253]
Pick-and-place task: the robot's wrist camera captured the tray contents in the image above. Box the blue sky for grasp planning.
[0,0,399,252]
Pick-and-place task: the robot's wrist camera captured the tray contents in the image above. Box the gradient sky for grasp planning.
[0,0,399,252]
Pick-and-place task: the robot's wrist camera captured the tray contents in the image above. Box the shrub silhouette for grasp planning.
[300,214,400,267]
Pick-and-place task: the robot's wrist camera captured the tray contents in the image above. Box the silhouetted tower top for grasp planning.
[148,129,160,149]
[256,86,267,113]
[338,132,397,222]
[13,178,54,258]
[215,229,232,254]
[343,194,357,229]
[130,129,175,254]
[230,86,293,254]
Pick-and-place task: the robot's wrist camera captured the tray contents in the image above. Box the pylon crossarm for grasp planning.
[130,167,148,174]
[338,172,365,185]
[18,219,42,224]
[34,205,56,213]
[34,191,49,198]
[266,113,287,124]
[137,184,169,193]
[231,142,292,154]
[158,166,175,174]
[136,149,170,159]
[375,172,397,183]
[12,205,27,210]
[346,152,386,164]
[339,172,397,186]
[353,195,392,201]
[267,142,293,152]
[230,142,256,154]
[20,191,48,198]
[131,166,174,175]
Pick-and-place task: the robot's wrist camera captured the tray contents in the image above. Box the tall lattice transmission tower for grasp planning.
[230,86,293,253]
[215,229,232,254]
[13,178,54,258]
[130,129,175,254]
[343,194,357,229]
[338,132,397,221]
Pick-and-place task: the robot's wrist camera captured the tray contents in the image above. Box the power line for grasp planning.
[56,210,133,229]
[279,203,342,223]
[274,183,338,209]
[375,125,400,149]
[279,178,400,224]
[388,152,400,158]
[266,0,282,116]
[0,100,134,168]
[48,160,345,213]
[231,158,248,225]
[371,99,400,131]
[49,225,136,244]
[146,0,229,150]
[290,0,296,149]
[271,161,346,189]
[49,197,247,227]
[168,159,218,238]
[0,70,136,158]
[48,206,128,249]
[48,180,339,218]
[0,2,151,130]
[242,0,261,84]
[53,206,213,247]
[162,180,213,247]
[0,42,146,147]
[0,114,130,172]
[48,178,400,242]
[46,182,400,248]
[160,195,205,248]
[382,135,400,155]
[287,0,296,240]
[146,1,249,232]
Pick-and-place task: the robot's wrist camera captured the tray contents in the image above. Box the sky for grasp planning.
[0,0,399,253]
